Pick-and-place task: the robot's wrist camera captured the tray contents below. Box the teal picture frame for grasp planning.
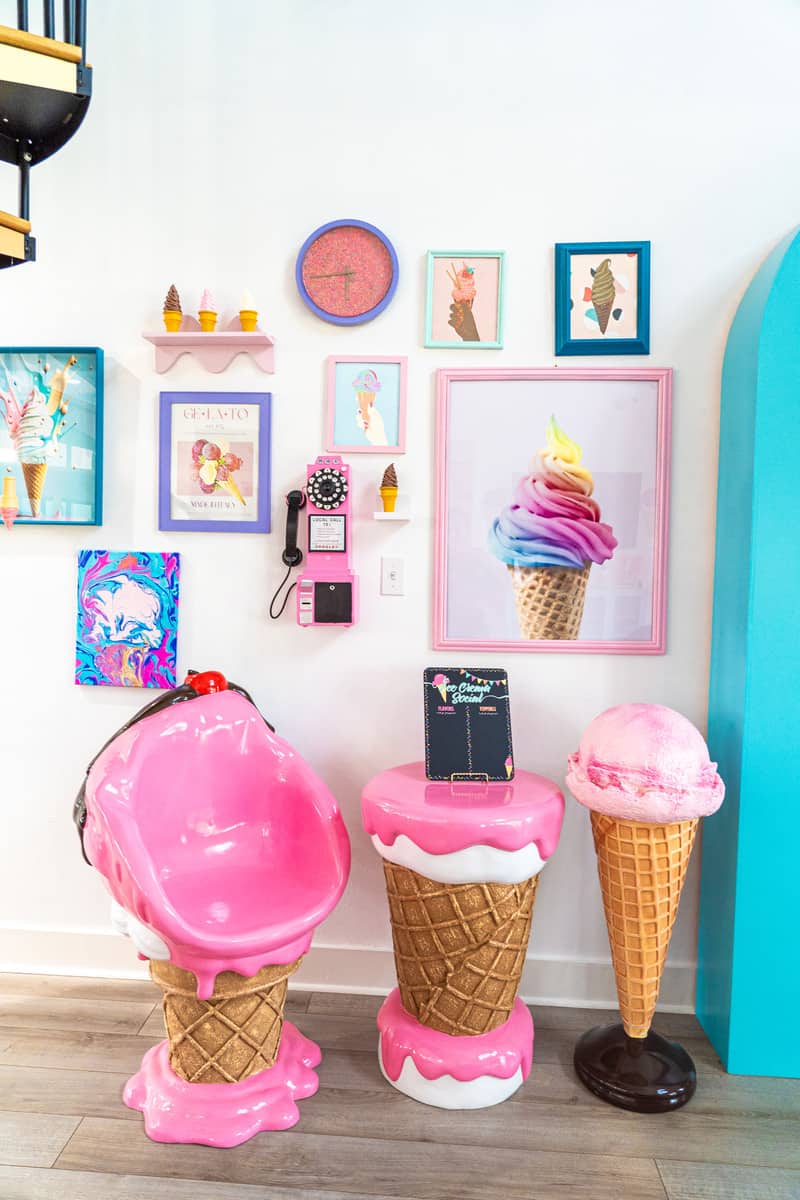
[555,241,650,356]
[425,251,505,349]
[0,346,104,526]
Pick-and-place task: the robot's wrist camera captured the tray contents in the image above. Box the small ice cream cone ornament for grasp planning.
[591,258,616,334]
[490,416,617,641]
[239,288,258,332]
[380,463,398,512]
[567,703,725,1111]
[1,471,18,529]
[198,288,218,332]
[163,284,182,333]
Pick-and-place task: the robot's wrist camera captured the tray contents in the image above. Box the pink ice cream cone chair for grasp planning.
[74,669,350,1146]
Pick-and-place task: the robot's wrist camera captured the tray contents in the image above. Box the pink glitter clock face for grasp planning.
[301,226,394,318]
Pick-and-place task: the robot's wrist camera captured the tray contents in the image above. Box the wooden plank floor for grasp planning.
[0,974,797,1200]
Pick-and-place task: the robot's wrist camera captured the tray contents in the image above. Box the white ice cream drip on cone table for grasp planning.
[362,763,564,1108]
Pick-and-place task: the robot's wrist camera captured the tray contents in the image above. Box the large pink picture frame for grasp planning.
[434,368,672,654]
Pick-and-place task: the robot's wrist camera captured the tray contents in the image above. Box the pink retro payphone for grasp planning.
[295,456,358,627]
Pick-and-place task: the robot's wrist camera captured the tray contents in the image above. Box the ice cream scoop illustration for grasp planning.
[505,755,513,780]
[447,261,480,342]
[353,368,381,429]
[191,438,246,506]
[591,259,616,334]
[163,284,182,333]
[489,416,617,640]
[432,672,450,703]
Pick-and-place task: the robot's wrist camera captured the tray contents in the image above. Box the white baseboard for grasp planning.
[0,926,696,1013]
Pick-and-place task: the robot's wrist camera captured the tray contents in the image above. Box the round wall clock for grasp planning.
[295,219,399,325]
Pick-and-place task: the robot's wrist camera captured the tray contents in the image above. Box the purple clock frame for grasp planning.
[295,218,400,326]
[158,391,271,534]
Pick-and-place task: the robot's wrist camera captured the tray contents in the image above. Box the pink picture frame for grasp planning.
[326,355,407,454]
[434,367,672,654]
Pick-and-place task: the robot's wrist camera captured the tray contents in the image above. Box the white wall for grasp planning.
[2,0,798,1006]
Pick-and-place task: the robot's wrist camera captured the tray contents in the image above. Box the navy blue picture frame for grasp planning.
[555,241,651,356]
[295,219,399,326]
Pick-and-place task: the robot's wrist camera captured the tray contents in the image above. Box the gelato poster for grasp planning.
[158,391,271,533]
[424,667,513,782]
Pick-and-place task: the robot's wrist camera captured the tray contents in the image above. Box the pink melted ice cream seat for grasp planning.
[83,687,351,998]
[566,702,724,824]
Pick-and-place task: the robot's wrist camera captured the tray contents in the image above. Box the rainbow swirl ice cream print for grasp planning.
[489,416,617,640]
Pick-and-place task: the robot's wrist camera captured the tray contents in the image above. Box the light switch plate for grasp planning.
[381,555,405,596]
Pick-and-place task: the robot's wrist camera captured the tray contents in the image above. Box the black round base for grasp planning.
[574,1023,696,1113]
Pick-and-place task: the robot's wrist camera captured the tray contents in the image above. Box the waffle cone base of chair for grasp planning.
[383,861,538,1036]
[590,812,698,1039]
[150,958,302,1084]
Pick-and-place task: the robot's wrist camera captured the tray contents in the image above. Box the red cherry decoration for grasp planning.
[185,669,228,694]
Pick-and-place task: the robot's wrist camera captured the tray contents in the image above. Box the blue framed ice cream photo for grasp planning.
[326,355,407,454]
[0,347,103,525]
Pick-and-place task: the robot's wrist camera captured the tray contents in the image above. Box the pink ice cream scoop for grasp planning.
[566,703,724,824]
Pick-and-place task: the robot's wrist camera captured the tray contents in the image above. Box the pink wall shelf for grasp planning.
[143,315,275,374]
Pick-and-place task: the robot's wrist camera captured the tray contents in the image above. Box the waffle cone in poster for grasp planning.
[508,562,590,640]
[383,861,538,1036]
[150,957,301,1083]
[21,462,48,518]
[589,812,698,1039]
[593,300,613,334]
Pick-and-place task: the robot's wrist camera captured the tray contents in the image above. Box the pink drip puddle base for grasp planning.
[123,1022,321,1147]
[377,988,533,1084]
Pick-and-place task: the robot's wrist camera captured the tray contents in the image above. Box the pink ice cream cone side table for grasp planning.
[362,763,564,1109]
[73,670,350,1147]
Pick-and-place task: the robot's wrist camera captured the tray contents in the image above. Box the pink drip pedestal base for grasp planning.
[123,1022,321,1146]
[377,988,533,1110]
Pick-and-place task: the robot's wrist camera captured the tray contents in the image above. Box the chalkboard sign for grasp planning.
[423,667,513,782]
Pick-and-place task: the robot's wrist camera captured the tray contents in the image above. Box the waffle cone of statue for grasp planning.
[383,861,538,1036]
[150,957,302,1083]
[566,704,725,1040]
[589,812,697,1038]
[508,561,590,640]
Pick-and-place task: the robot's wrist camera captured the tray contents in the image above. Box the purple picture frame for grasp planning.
[295,219,400,326]
[158,391,271,533]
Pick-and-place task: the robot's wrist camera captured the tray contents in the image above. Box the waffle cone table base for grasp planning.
[573,1022,697,1113]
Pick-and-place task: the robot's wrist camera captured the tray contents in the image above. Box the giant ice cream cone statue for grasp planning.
[591,258,616,334]
[362,763,564,1108]
[489,417,617,640]
[567,703,725,1112]
[73,669,350,1146]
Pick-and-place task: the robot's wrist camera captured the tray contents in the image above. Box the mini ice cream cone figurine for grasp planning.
[198,288,218,332]
[591,258,616,334]
[567,704,725,1112]
[380,463,398,513]
[163,284,182,333]
[1,471,18,529]
[489,417,617,640]
[239,287,258,332]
